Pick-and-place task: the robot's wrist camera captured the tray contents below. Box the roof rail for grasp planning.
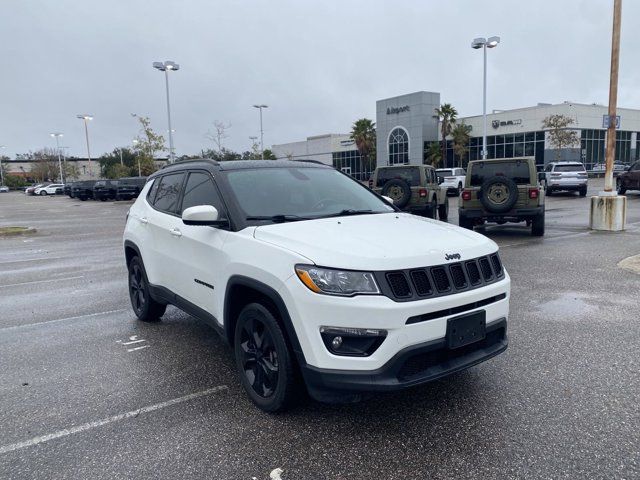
[161,158,220,169]
[292,159,327,166]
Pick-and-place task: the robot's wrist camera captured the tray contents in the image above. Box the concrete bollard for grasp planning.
[589,193,626,231]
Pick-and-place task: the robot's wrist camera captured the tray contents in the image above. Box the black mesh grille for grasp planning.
[449,264,467,289]
[490,254,503,277]
[479,257,493,281]
[466,261,481,285]
[410,270,432,296]
[386,272,411,298]
[431,267,451,292]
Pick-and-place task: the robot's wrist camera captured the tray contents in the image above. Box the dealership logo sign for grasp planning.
[491,119,522,129]
[387,105,410,115]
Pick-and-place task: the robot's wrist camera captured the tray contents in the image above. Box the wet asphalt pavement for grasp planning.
[1,180,640,480]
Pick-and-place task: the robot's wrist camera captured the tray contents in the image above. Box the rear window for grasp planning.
[469,161,531,186]
[554,164,585,172]
[437,169,453,179]
[376,167,420,187]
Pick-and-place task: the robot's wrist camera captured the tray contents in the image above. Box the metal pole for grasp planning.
[0,155,3,186]
[83,119,92,177]
[119,148,124,166]
[164,69,175,163]
[604,0,622,192]
[259,107,264,160]
[482,44,488,160]
[55,136,64,183]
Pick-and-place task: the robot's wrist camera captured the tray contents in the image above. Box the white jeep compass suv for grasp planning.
[123,159,510,412]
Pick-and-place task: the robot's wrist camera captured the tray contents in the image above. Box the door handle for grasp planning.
[170,228,182,238]
[139,217,148,225]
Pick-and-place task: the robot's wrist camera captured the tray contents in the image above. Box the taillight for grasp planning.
[529,188,539,199]
[419,188,427,198]
[462,190,472,201]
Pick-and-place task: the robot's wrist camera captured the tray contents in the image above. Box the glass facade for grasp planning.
[437,131,546,169]
[388,127,409,165]
[580,129,605,169]
[332,150,373,181]
[615,131,632,164]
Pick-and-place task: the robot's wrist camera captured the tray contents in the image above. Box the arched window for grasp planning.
[388,127,409,165]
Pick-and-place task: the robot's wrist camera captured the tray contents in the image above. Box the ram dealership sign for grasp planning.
[491,119,522,129]
[387,105,410,115]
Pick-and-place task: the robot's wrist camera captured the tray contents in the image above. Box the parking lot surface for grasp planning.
[1,181,640,479]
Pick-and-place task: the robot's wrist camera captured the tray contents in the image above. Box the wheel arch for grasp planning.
[224,276,307,366]
[124,240,141,267]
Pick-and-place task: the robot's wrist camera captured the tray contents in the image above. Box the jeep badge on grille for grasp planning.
[445,253,461,261]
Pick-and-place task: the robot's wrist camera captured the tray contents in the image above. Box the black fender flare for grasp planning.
[224,275,307,367]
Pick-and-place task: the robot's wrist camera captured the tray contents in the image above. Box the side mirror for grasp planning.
[182,205,227,226]
[437,177,444,185]
[382,195,394,205]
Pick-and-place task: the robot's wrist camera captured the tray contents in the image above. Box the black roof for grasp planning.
[153,158,329,177]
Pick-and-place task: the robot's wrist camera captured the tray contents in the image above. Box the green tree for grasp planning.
[451,123,472,167]
[4,174,28,189]
[98,148,139,178]
[0,155,9,183]
[434,104,458,167]
[542,114,580,160]
[425,142,442,167]
[262,149,277,160]
[202,147,242,161]
[350,118,376,172]
[133,116,165,176]
[29,149,60,182]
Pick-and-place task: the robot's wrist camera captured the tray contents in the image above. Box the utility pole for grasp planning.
[604,0,621,192]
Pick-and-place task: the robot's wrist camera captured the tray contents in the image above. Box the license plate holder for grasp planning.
[446,310,486,349]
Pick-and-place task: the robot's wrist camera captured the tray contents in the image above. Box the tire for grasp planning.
[381,179,412,209]
[79,197,87,201]
[617,179,626,195]
[438,197,449,221]
[128,256,166,322]
[579,187,587,197]
[39,190,47,196]
[545,181,553,196]
[234,303,298,412]
[531,212,545,237]
[480,176,519,213]
[459,216,474,230]
[427,197,438,219]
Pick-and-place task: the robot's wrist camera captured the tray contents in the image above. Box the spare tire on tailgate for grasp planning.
[480,176,519,213]
[381,178,412,209]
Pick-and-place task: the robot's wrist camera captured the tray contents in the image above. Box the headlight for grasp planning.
[295,265,380,296]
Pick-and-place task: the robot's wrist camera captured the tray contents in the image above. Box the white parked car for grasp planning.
[123,160,510,412]
[0,186,9,193]
[436,168,466,195]
[541,162,588,196]
[34,183,64,196]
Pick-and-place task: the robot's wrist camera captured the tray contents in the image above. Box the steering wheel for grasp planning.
[312,198,343,211]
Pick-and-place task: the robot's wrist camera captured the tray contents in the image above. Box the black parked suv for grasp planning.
[71,180,97,201]
[64,183,73,197]
[116,176,147,200]
[93,180,119,201]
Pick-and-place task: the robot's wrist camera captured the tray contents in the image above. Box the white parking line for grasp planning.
[0,386,228,455]
[127,345,150,352]
[0,309,127,332]
[0,275,85,288]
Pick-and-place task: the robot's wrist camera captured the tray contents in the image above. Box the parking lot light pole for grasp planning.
[253,105,268,160]
[50,133,65,183]
[471,36,500,160]
[153,61,179,164]
[132,139,142,177]
[76,115,93,176]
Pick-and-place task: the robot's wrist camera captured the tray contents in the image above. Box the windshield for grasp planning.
[470,161,531,186]
[225,167,394,221]
[554,164,585,172]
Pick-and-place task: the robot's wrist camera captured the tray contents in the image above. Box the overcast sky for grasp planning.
[1,0,639,158]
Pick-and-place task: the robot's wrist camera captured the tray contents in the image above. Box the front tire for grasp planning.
[438,197,449,221]
[128,256,166,322]
[234,303,298,412]
[39,190,47,196]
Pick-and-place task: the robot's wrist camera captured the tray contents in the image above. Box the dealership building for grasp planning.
[271,91,640,180]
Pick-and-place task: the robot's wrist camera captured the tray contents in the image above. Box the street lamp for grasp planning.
[132,139,142,177]
[0,145,5,186]
[76,115,94,176]
[471,36,500,160]
[253,104,268,160]
[153,60,179,163]
[50,133,65,183]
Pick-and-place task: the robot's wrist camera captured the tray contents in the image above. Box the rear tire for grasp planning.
[545,182,553,196]
[128,256,166,322]
[438,197,449,221]
[427,198,438,219]
[39,190,47,196]
[234,303,298,412]
[531,213,545,236]
[579,187,587,197]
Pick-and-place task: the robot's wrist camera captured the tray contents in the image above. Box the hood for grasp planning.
[253,212,497,271]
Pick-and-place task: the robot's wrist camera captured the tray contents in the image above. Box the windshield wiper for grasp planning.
[317,209,376,219]
[246,214,310,223]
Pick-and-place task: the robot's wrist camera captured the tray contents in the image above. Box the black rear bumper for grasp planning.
[301,318,507,401]
[460,207,543,222]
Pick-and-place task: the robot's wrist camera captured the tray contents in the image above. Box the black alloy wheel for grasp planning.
[128,256,166,322]
[234,303,297,412]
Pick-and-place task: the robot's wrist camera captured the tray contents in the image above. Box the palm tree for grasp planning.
[434,104,458,168]
[350,118,376,173]
[451,123,472,168]
[425,142,442,167]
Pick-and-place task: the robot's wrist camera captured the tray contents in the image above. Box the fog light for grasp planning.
[320,326,387,357]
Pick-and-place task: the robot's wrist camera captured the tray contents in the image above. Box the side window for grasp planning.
[147,178,160,204]
[545,164,553,172]
[153,173,185,214]
[180,172,226,216]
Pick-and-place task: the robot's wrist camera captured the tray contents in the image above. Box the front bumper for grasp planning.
[302,318,506,398]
